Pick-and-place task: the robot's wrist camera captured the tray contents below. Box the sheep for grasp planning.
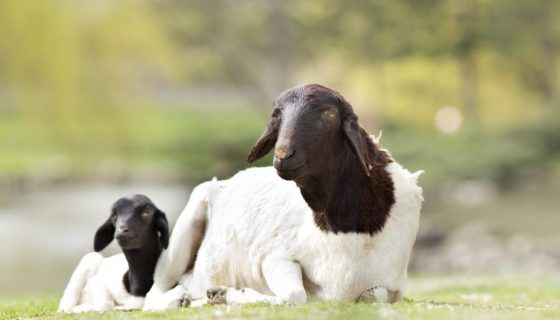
[143,84,424,310]
[58,194,179,312]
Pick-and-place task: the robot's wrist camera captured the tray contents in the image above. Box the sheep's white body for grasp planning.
[145,156,423,309]
[58,253,145,312]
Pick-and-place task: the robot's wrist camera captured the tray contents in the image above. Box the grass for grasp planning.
[2,274,559,320]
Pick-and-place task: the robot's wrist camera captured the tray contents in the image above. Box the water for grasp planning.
[0,183,190,295]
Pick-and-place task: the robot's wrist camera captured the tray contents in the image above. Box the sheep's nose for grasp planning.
[275,146,294,160]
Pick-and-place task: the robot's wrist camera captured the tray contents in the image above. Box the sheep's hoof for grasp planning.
[207,287,228,305]
[180,297,191,308]
[358,287,388,303]
[357,287,401,304]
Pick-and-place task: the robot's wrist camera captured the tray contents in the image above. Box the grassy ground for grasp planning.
[2,274,559,320]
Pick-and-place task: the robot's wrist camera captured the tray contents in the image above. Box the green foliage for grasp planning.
[1,106,557,188]
[0,0,558,185]
[0,108,266,181]
[374,115,560,189]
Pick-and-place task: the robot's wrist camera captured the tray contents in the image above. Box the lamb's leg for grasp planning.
[58,252,103,312]
[69,288,115,313]
[70,304,98,313]
[113,296,146,311]
[357,287,402,304]
[71,301,114,313]
[207,256,307,306]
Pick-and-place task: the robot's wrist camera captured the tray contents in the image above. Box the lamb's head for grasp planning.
[248,83,373,182]
[93,195,169,252]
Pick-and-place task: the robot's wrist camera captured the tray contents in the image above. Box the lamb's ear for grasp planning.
[154,210,169,249]
[247,117,280,163]
[94,218,115,252]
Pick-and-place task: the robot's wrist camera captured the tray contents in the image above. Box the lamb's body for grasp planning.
[150,160,422,307]
[59,195,170,313]
[58,253,144,312]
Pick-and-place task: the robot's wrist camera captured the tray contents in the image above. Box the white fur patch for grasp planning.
[145,161,423,309]
[59,254,146,312]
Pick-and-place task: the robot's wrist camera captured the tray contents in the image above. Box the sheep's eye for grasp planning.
[142,211,154,219]
[324,110,336,118]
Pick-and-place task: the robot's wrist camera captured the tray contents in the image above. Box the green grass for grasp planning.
[2,274,559,320]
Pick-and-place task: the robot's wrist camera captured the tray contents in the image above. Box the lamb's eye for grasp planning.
[324,110,336,118]
[142,211,153,219]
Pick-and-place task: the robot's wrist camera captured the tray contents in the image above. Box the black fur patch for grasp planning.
[303,135,395,234]
[248,84,396,235]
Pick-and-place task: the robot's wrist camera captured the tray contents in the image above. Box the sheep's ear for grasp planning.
[343,118,371,176]
[155,210,169,249]
[342,116,372,177]
[94,218,115,252]
[247,117,279,163]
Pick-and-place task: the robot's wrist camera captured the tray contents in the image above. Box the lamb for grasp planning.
[143,83,424,310]
[58,195,176,312]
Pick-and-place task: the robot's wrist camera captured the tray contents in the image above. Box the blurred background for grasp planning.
[1,0,559,296]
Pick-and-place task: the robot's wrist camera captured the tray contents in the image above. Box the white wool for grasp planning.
[144,160,423,310]
[58,253,145,313]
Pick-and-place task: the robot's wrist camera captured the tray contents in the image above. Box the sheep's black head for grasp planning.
[93,195,169,252]
[248,84,373,181]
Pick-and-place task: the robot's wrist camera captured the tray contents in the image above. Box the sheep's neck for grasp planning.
[299,139,395,235]
[122,236,162,297]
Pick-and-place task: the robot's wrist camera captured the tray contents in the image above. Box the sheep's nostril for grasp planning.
[275,147,295,160]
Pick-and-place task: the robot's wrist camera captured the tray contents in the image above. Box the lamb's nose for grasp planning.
[116,226,130,236]
[275,146,294,160]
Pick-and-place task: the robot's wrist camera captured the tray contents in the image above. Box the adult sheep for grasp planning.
[144,84,424,310]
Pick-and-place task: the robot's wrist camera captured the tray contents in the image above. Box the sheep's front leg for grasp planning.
[357,287,401,304]
[144,182,211,311]
[207,256,307,305]
[207,287,281,305]
[143,284,191,310]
